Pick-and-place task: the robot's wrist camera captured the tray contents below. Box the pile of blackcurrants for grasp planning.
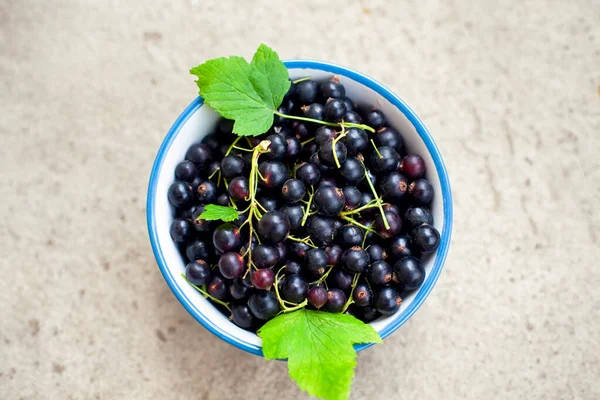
[167,76,441,331]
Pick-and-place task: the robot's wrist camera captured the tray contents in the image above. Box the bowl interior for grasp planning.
[147,61,452,355]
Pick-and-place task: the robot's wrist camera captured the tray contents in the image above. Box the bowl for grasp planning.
[147,60,453,356]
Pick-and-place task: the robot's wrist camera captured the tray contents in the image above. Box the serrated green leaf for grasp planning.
[258,309,382,400]
[250,44,291,112]
[197,204,239,222]
[190,43,289,136]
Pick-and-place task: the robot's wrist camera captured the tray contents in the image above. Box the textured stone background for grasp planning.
[1,0,599,399]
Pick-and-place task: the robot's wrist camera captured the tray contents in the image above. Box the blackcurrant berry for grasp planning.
[308,217,337,246]
[185,260,211,285]
[408,179,434,205]
[191,205,214,233]
[231,304,254,328]
[324,289,346,313]
[170,218,193,243]
[343,128,368,155]
[320,77,346,99]
[212,223,241,253]
[207,275,228,300]
[380,172,409,203]
[367,260,393,286]
[318,140,347,167]
[411,224,440,253]
[374,210,402,239]
[344,111,362,124]
[295,80,319,104]
[367,244,387,262]
[284,260,302,275]
[220,155,246,179]
[353,305,380,322]
[390,236,412,259]
[315,126,337,145]
[339,157,365,186]
[248,291,279,320]
[175,161,199,183]
[324,98,347,123]
[404,206,434,228]
[308,286,328,309]
[296,162,321,186]
[196,180,218,204]
[185,143,212,170]
[281,179,306,203]
[375,287,402,315]
[228,176,249,202]
[301,103,324,121]
[186,239,211,262]
[314,185,345,216]
[393,256,425,291]
[265,134,288,160]
[353,282,373,307]
[370,146,399,173]
[168,181,193,208]
[325,244,343,265]
[258,161,289,189]
[399,153,426,179]
[341,246,370,273]
[337,225,364,248]
[251,244,280,268]
[281,204,304,233]
[328,269,353,290]
[306,248,328,276]
[374,127,404,154]
[364,109,386,130]
[230,278,250,300]
[342,186,362,211]
[285,137,302,161]
[257,210,290,244]
[281,274,308,303]
[218,252,245,279]
[252,268,275,290]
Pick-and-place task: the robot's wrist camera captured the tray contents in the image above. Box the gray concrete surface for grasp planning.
[1,0,599,399]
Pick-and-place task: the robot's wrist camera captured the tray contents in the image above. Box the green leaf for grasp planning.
[250,44,291,113]
[197,204,239,222]
[258,309,382,400]
[190,43,290,136]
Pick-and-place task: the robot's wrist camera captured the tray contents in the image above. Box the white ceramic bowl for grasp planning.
[147,60,453,356]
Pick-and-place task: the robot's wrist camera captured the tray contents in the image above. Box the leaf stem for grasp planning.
[273,110,375,133]
[301,187,315,226]
[341,273,360,313]
[225,136,243,157]
[370,139,383,159]
[360,161,390,230]
[292,76,312,84]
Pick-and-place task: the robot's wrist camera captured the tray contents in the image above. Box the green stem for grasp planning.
[182,274,231,312]
[332,125,348,168]
[225,136,243,157]
[311,266,334,285]
[301,187,315,226]
[292,76,312,84]
[274,267,308,312]
[273,110,375,133]
[340,199,386,216]
[341,274,360,313]
[301,137,315,146]
[361,162,390,230]
[287,235,317,248]
[361,221,375,248]
[341,215,376,232]
[371,139,383,158]
[208,167,220,180]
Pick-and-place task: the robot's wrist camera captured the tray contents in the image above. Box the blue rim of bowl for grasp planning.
[147,59,453,357]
